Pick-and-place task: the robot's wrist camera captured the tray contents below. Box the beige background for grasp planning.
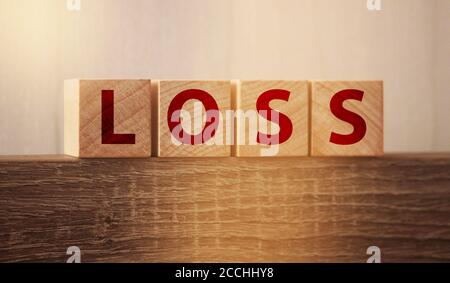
[0,0,448,155]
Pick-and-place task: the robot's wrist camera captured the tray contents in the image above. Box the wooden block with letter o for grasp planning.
[237,80,309,157]
[64,79,152,158]
[158,80,231,157]
[311,81,383,156]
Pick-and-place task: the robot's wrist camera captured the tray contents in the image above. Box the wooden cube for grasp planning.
[236,81,309,157]
[311,81,383,156]
[158,80,231,157]
[64,80,152,158]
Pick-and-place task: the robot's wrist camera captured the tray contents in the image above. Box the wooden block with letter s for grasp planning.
[236,80,309,157]
[311,81,383,156]
[158,80,231,157]
[64,79,152,158]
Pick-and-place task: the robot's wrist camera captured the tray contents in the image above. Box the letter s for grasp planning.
[256,89,293,145]
[329,89,367,145]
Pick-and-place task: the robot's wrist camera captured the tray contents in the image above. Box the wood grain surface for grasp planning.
[0,154,449,263]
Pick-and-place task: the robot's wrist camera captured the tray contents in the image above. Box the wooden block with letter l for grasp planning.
[64,79,152,158]
[311,81,383,156]
[236,80,309,157]
[158,80,231,157]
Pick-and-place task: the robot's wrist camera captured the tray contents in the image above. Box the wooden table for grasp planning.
[0,154,449,262]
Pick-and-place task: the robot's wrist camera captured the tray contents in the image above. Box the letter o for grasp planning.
[167,89,220,145]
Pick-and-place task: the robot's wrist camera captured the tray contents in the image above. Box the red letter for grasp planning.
[256,89,293,145]
[101,90,136,144]
[167,89,219,145]
[329,89,367,145]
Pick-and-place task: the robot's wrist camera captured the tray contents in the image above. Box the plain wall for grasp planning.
[0,0,448,154]
[434,0,450,151]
